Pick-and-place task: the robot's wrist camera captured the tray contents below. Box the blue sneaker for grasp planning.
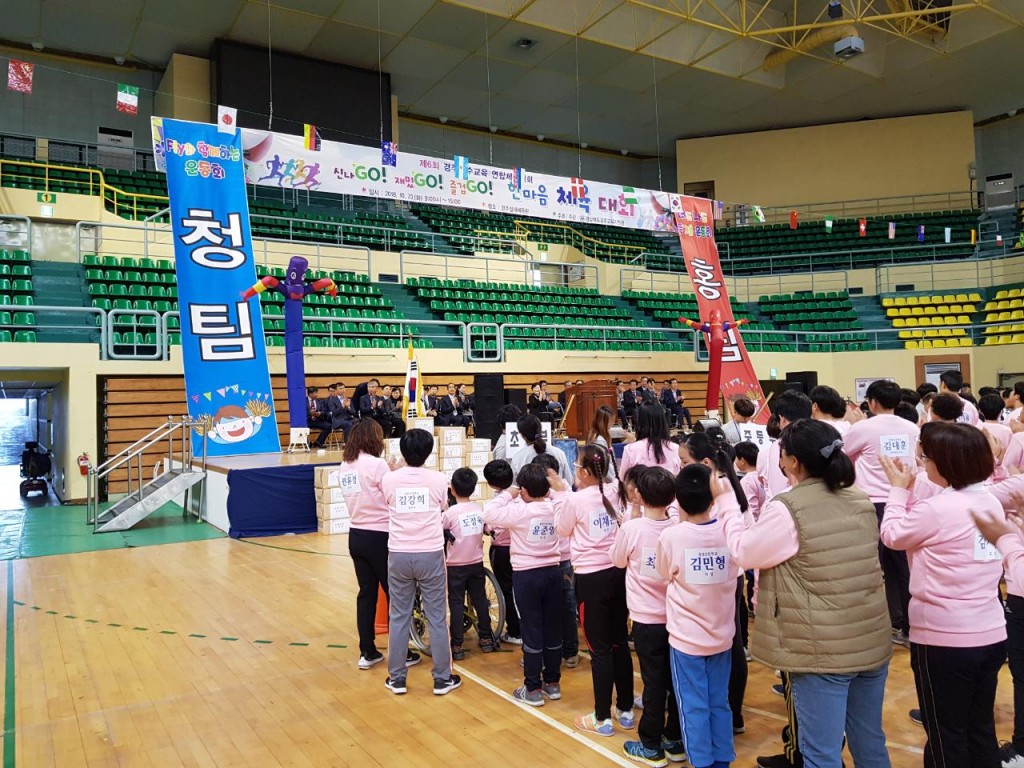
[661,738,687,763]
[622,740,668,767]
[614,706,637,729]
[575,712,614,736]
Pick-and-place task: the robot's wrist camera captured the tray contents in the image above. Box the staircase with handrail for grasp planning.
[87,416,208,533]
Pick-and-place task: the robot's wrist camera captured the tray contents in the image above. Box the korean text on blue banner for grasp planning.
[158,118,281,457]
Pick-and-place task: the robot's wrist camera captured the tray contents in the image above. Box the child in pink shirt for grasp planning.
[442,467,497,660]
[611,467,685,766]
[619,403,681,480]
[657,463,737,768]
[979,393,1013,455]
[552,445,634,737]
[381,429,459,697]
[481,463,563,707]
[483,460,521,646]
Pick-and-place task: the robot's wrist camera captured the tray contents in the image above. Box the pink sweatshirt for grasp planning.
[553,485,620,574]
[818,417,851,437]
[611,515,674,624]
[997,532,1024,599]
[656,495,739,655]
[987,475,1024,597]
[843,414,920,503]
[981,421,1013,454]
[958,396,980,426]
[1003,433,1024,471]
[481,491,562,571]
[756,439,790,502]
[381,466,451,554]
[619,439,681,481]
[880,485,1006,647]
[443,501,486,566]
[341,452,391,532]
[740,472,764,523]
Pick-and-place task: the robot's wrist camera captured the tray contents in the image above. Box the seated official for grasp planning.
[438,383,470,428]
[527,383,553,422]
[325,382,358,440]
[383,386,407,437]
[359,380,394,437]
[306,385,333,448]
[660,378,692,430]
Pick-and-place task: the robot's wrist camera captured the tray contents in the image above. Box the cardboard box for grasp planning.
[475,483,494,501]
[441,444,465,458]
[314,466,343,488]
[385,438,402,457]
[317,501,350,520]
[315,487,349,505]
[422,453,439,469]
[318,517,351,535]
[407,417,434,432]
[467,451,490,467]
[441,456,464,471]
[435,427,465,445]
[466,438,491,452]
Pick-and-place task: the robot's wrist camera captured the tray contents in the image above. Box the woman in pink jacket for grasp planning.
[880,421,1006,768]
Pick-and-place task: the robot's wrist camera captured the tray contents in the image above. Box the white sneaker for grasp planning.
[500,633,523,646]
[358,652,384,670]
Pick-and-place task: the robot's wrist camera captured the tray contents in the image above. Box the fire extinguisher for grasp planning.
[78,453,91,476]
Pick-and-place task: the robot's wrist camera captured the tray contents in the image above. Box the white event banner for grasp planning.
[152,120,692,233]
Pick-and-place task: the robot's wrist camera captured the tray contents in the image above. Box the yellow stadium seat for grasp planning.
[899,308,912,317]
[985,301,998,311]
[898,330,911,339]
[955,294,968,303]
[948,305,961,314]
[894,297,907,307]
[1013,334,1024,344]
[985,336,998,346]
[999,312,1012,322]
[905,341,919,350]
[985,313,998,323]
[956,315,969,324]
[952,328,966,337]
[882,298,895,308]
[912,330,924,338]
[996,290,1009,300]
[907,296,920,306]
[1013,310,1024,320]
[942,294,955,303]
[938,329,952,338]
[893,318,906,328]
[886,308,899,318]
[959,338,973,347]
[1010,289,1022,298]
[1012,299,1024,309]
[911,317,924,327]
[920,340,933,349]
[922,307,935,316]
[999,301,1011,310]
[933,339,947,348]
[962,304,976,313]
[968,293,982,302]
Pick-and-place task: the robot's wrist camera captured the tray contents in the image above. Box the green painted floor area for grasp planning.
[0,501,225,560]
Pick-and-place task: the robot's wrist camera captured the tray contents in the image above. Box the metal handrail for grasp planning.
[397,248,598,289]
[0,304,107,358]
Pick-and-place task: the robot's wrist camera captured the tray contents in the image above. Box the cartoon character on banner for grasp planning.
[192,400,272,445]
[680,309,748,422]
[241,256,337,429]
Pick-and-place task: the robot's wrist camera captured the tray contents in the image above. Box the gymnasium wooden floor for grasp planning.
[4,532,1016,767]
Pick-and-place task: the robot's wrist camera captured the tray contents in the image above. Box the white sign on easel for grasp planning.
[506,421,553,456]
[855,377,896,403]
[737,424,771,447]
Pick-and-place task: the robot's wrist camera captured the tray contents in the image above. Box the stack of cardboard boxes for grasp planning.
[314,465,353,535]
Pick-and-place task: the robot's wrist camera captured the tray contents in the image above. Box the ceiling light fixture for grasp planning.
[114,56,126,66]
[580,142,588,149]
[31,42,44,52]
[490,125,497,133]
[828,0,843,18]
[621,149,629,156]
[439,116,448,124]
[537,134,545,141]
[514,38,536,50]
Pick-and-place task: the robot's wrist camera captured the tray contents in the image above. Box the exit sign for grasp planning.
[36,192,57,204]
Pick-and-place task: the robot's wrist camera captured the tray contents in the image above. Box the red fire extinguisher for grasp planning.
[78,453,91,476]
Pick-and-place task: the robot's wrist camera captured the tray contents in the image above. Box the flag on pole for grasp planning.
[997,234,1003,244]
[944,227,952,244]
[621,186,639,205]
[971,229,977,245]
[7,60,33,94]
[510,166,523,191]
[825,216,833,233]
[859,218,867,237]
[888,221,895,240]
[453,155,470,180]
[713,200,724,220]
[917,225,926,242]
[116,84,140,115]
[570,177,586,200]
[402,340,420,420]
[381,141,398,167]
[303,123,321,151]
[753,205,766,224]
[216,105,237,133]
[789,210,799,230]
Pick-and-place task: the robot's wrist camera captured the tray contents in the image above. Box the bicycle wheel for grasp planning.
[409,586,432,655]
[482,568,505,642]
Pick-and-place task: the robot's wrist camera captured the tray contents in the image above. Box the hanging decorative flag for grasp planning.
[824,216,833,233]
[570,177,586,200]
[381,141,398,167]
[997,234,1003,244]
[621,186,639,205]
[303,123,321,151]
[453,155,470,180]
[510,166,523,191]
[888,221,896,240]
[789,210,799,230]
[713,200,724,220]
[670,196,682,212]
[859,218,867,237]
[944,227,952,244]
[216,105,237,133]
[917,225,926,242]
[7,60,33,94]
[402,340,420,420]
[971,229,977,245]
[753,206,766,224]
[116,83,140,115]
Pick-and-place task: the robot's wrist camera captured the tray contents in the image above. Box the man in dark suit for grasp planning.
[306,386,333,447]
[438,383,469,428]
[325,382,358,439]
[558,380,573,408]
[660,378,691,429]
[622,379,641,428]
[358,379,392,437]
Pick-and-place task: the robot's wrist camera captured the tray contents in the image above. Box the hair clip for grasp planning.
[819,438,844,459]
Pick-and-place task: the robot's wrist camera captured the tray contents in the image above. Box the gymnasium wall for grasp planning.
[153,54,210,124]
[675,112,976,208]
[975,113,1024,187]
[0,49,159,149]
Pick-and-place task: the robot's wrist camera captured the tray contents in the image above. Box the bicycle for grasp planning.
[410,567,505,656]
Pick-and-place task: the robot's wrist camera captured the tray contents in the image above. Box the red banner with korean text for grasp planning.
[673,199,769,424]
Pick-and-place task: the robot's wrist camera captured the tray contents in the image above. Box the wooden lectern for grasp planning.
[561,381,618,439]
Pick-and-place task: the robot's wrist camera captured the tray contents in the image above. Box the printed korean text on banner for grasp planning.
[158,117,281,457]
[7,60,34,94]
[674,198,768,425]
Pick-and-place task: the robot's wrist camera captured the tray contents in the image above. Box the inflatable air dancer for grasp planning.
[679,309,748,422]
[242,256,337,432]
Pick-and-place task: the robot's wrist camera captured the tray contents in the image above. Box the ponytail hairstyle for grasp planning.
[618,464,649,512]
[517,413,546,454]
[683,432,748,513]
[578,444,617,519]
[635,403,671,464]
[778,419,855,492]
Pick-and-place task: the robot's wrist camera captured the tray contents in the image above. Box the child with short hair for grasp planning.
[443,467,497,660]
[657,464,738,768]
[733,441,763,523]
[611,467,686,766]
[481,463,563,706]
[381,428,461,696]
[483,459,522,646]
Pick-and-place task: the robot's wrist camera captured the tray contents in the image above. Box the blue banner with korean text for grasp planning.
[159,118,281,457]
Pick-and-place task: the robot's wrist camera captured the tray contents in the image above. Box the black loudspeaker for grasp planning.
[693,418,722,434]
[473,374,505,443]
[505,388,527,410]
[785,370,819,395]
